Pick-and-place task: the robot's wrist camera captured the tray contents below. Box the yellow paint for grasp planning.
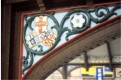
[81,66,97,74]
[81,66,113,75]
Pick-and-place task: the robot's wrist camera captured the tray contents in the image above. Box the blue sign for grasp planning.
[96,67,104,80]
[104,67,110,72]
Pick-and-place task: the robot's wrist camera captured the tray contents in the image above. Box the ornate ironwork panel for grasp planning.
[21,4,121,78]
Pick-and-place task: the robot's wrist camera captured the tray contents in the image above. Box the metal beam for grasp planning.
[83,51,89,71]
[106,42,113,71]
[62,64,68,79]
[68,63,121,67]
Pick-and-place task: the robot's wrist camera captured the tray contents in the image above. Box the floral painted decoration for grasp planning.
[71,14,85,28]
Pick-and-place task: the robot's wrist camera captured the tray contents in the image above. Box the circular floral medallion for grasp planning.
[71,14,85,28]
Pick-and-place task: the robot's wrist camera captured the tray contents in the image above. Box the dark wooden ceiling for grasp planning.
[3,0,121,11]
[44,0,120,9]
